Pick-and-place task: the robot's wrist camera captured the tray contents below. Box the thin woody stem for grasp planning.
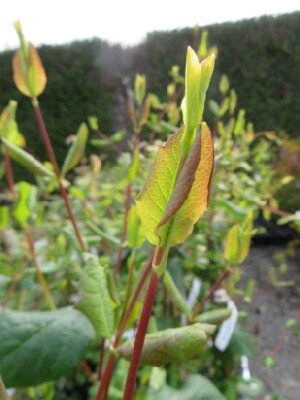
[123,270,159,400]
[95,250,154,400]
[24,229,56,310]
[114,184,132,274]
[32,100,86,252]
[4,153,15,193]
[122,247,167,400]
[192,268,231,317]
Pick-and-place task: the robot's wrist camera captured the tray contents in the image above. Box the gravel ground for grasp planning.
[240,245,300,400]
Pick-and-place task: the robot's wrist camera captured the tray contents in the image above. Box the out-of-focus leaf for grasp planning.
[118,323,215,366]
[150,374,225,400]
[61,123,88,177]
[127,206,145,249]
[219,74,230,95]
[12,181,35,227]
[134,74,146,105]
[0,307,94,388]
[237,377,265,398]
[1,138,54,178]
[128,148,140,182]
[163,271,192,319]
[0,207,9,229]
[138,94,152,128]
[0,101,25,147]
[195,308,232,325]
[87,115,99,131]
[13,43,47,98]
[76,254,114,339]
[263,355,276,368]
[224,213,253,265]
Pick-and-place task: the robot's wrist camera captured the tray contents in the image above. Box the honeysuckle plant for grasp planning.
[0,22,296,400]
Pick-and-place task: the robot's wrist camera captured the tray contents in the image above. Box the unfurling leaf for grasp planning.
[12,21,46,98]
[136,124,214,247]
[0,308,94,388]
[61,123,89,177]
[118,323,215,366]
[76,254,114,339]
[1,137,55,178]
[194,308,232,325]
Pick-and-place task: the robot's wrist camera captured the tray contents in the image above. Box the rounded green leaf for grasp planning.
[0,307,94,388]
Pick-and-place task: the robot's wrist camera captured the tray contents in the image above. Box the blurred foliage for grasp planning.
[0,12,299,183]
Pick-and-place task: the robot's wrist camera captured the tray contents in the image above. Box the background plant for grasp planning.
[0,22,298,400]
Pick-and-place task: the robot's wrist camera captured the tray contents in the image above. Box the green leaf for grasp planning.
[76,254,114,339]
[150,374,225,400]
[134,74,146,105]
[1,138,54,178]
[118,323,215,366]
[61,123,88,177]
[263,355,276,368]
[194,308,232,325]
[127,206,145,249]
[219,74,230,95]
[12,181,33,227]
[0,206,9,229]
[237,377,265,398]
[181,47,215,149]
[163,271,192,319]
[224,213,253,265]
[136,124,214,247]
[0,307,94,388]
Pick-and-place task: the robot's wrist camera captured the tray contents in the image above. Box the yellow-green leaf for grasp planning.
[12,41,46,98]
[76,254,114,339]
[26,43,47,97]
[1,138,55,178]
[0,101,25,147]
[136,127,183,245]
[61,123,89,177]
[127,206,145,249]
[136,124,214,247]
[224,213,253,265]
[134,74,146,105]
[165,124,214,246]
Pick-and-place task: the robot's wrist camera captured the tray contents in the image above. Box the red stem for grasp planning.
[32,102,86,252]
[59,183,86,251]
[95,250,154,400]
[123,270,159,400]
[114,184,132,274]
[4,153,15,193]
[193,268,231,317]
[32,102,60,177]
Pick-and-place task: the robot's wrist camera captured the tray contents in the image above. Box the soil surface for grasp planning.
[240,245,300,400]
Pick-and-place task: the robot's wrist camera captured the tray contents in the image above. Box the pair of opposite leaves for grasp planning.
[136,123,214,248]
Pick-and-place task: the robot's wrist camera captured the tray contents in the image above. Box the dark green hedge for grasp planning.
[141,12,300,136]
[0,12,299,172]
